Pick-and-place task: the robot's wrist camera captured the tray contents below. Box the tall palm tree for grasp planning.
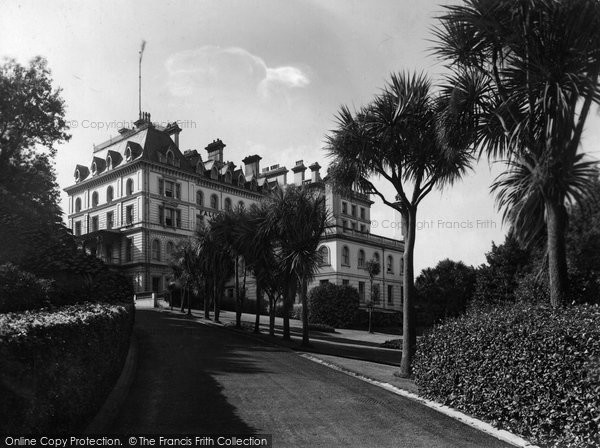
[434,0,600,307]
[170,239,201,316]
[263,185,327,346]
[326,72,472,376]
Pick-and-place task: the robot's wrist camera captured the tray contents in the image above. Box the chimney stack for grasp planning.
[309,162,321,183]
[165,122,182,147]
[242,154,262,178]
[292,160,307,185]
[205,138,226,163]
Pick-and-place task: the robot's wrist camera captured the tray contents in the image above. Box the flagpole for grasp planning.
[138,40,146,120]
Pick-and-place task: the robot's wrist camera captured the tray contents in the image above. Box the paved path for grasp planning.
[111,308,512,447]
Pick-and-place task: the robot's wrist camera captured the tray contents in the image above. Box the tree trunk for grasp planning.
[546,199,569,307]
[269,294,276,336]
[399,209,417,378]
[180,284,185,313]
[213,279,220,323]
[235,256,241,328]
[204,279,211,320]
[186,287,191,316]
[254,284,262,333]
[283,280,296,340]
[301,277,310,346]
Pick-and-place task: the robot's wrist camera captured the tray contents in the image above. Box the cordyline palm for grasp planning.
[326,72,472,376]
[170,239,201,316]
[263,185,327,346]
[434,0,600,307]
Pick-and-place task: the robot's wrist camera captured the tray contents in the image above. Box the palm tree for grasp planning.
[434,0,600,307]
[263,185,327,346]
[170,239,200,316]
[326,72,472,376]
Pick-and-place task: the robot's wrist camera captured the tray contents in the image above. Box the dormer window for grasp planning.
[91,161,98,175]
[125,147,132,161]
[238,174,245,186]
[211,167,218,180]
[75,169,81,182]
[166,150,175,166]
[106,155,113,170]
[225,172,232,184]
[197,162,204,175]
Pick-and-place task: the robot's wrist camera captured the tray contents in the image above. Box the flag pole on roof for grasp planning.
[139,40,146,120]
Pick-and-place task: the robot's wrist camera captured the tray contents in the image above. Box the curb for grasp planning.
[300,354,539,448]
[84,334,139,434]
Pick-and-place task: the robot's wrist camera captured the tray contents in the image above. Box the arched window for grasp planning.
[238,174,245,186]
[318,246,330,266]
[166,241,174,258]
[166,150,174,166]
[91,161,98,175]
[342,246,350,266]
[387,255,394,273]
[210,194,218,209]
[152,239,161,261]
[358,249,366,268]
[196,190,204,207]
[126,179,134,195]
[225,172,232,183]
[238,201,245,210]
[107,155,113,170]
[373,252,380,263]
[224,197,232,211]
[75,198,81,213]
[91,191,99,207]
[211,167,218,180]
[107,186,114,203]
[125,147,132,161]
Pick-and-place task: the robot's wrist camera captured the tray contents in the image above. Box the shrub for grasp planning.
[0,263,51,313]
[307,323,336,333]
[414,303,600,448]
[308,283,360,328]
[0,302,134,434]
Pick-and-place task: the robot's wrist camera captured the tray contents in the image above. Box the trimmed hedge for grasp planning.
[0,302,134,434]
[308,283,360,328]
[0,263,51,313]
[414,303,600,448]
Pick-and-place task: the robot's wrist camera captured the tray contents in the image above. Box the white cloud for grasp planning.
[165,45,310,100]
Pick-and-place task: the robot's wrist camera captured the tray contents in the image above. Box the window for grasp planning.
[75,198,81,213]
[238,201,245,210]
[387,255,394,273]
[152,239,161,261]
[196,214,204,231]
[342,220,348,232]
[196,190,204,206]
[125,147,132,161]
[160,179,181,199]
[358,249,365,268]
[373,252,380,263]
[126,179,134,195]
[105,244,113,263]
[107,211,114,229]
[160,206,181,228]
[107,186,114,203]
[166,150,174,166]
[225,172,232,183]
[211,167,218,180]
[351,204,356,217]
[372,284,380,303]
[125,205,134,225]
[342,202,348,214]
[358,282,365,302]
[224,197,232,212]
[125,239,133,262]
[388,285,393,304]
[342,279,350,286]
[342,246,350,266]
[360,207,365,220]
[91,191,99,207]
[107,155,113,170]
[360,224,366,232]
[210,194,218,209]
[351,221,356,230]
[74,221,81,236]
[91,216,99,232]
[400,257,404,275]
[166,241,174,258]
[318,246,330,266]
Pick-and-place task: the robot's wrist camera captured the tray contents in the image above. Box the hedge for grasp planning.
[0,302,135,434]
[414,303,600,448]
[308,283,360,328]
[0,263,51,313]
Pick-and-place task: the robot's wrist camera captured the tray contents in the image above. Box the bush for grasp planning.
[414,303,600,448]
[0,302,134,434]
[308,284,360,328]
[307,323,336,333]
[0,263,51,313]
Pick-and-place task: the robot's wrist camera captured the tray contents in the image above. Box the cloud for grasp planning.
[165,46,309,99]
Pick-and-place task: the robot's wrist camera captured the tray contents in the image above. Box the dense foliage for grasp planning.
[414,303,600,448]
[415,259,476,326]
[308,283,360,329]
[0,263,51,312]
[0,302,134,433]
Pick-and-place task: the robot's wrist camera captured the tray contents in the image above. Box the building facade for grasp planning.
[64,114,404,311]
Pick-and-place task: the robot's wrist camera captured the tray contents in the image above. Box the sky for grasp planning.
[2,0,600,273]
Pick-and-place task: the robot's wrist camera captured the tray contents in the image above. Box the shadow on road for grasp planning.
[110,310,279,434]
